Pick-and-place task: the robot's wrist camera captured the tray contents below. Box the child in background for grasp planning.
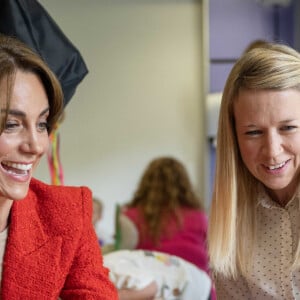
[119,156,216,299]
[92,197,105,246]
[121,157,209,272]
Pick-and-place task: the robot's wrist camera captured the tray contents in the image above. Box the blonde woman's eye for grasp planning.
[245,130,261,136]
[281,125,297,131]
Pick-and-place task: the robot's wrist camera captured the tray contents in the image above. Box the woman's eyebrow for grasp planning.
[1,107,50,117]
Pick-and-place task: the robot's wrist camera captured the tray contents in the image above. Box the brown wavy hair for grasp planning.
[0,34,63,133]
[126,156,203,245]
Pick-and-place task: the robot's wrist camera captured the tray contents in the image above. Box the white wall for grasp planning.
[36,0,208,240]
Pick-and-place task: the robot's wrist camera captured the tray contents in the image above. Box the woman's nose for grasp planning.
[20,129,46,155]
[262,132,282,158]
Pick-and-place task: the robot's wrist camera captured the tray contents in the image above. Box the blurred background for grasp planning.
[35,0,297,242]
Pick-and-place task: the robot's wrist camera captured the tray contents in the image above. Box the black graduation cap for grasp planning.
[0,0,89,107]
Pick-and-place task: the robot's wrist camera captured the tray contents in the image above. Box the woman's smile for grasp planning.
[234,88,300,204]
[0,70,49,201]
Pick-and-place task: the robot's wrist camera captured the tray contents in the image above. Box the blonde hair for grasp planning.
[127,156,203,245]
[208,42,300,278]
[242,39,269,54]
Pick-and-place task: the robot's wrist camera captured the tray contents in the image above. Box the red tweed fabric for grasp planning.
[0,178,118,299]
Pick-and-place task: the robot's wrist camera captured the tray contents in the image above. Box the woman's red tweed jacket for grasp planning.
[0,178,117,299]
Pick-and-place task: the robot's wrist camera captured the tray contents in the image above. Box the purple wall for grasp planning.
[209,0,294,93]
[208,0,295,200]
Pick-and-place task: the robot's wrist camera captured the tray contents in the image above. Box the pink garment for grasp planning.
[123,207,217,300]
[123,207,209,273]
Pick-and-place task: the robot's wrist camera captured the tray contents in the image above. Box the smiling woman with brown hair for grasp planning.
[0,34,117,299]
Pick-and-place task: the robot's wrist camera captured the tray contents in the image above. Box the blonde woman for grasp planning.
[208,42,300,299]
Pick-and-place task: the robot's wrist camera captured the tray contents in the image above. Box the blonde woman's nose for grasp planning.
[262,132,283,158]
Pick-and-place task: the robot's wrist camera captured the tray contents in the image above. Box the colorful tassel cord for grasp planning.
[47,124,64,185]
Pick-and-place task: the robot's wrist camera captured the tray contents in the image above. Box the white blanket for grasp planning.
[104,249,211,300]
